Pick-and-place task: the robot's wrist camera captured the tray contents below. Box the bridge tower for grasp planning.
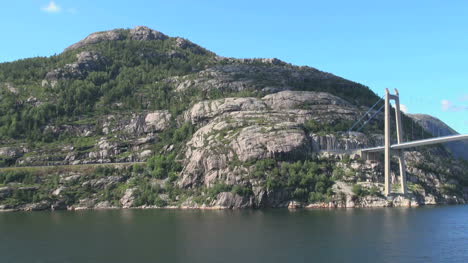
[384,88,407,196]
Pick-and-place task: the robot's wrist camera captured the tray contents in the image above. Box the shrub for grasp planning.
[231,185,253,197]
[308,192,324,203]
[352,184,369,197]
[368,186,380,196]
[146,153,181,179]
[207,183,232,198]
[0,170,36,184]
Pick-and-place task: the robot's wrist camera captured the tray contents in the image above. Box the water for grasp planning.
[0,206,467,263]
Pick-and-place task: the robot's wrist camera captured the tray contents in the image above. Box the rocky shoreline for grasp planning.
[1,192,466,212]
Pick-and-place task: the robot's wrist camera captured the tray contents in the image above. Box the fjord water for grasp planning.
[0,206,467,263]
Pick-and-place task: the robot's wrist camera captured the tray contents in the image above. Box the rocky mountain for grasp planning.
[409,114,468,160]
[0,26,467,211]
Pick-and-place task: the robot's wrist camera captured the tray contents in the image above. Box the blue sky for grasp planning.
[1,0,467,133]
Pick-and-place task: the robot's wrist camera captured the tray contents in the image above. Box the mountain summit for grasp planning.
[65,26,169,51]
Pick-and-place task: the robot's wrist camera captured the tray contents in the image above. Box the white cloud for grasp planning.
[441,99,452,111]
[440,100,452,111]
[400,104,408,113]
[460,94,468,102]
[41,1,61,13]
[441,99,468,112]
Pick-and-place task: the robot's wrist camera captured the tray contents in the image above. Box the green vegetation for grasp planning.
[151,122,195,154]
[0,169,38,185]
[303,119,354,134]
[207,183,232,199]
[351,184,380,199]
[0,34,216,142]
[146,153,181,179]
[0,165,131,207]
[252,158,335,203]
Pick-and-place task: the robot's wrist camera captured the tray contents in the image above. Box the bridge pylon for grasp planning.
[384,88,407,196]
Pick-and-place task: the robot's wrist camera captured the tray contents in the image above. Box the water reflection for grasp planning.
[0,206,467,263]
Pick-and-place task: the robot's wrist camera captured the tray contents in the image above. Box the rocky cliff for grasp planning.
[409,114,468,160]
[0,26,467,211]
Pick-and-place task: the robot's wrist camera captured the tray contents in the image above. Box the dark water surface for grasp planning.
[0,206,467,263]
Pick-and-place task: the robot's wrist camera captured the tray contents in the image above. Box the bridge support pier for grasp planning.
[384,89,407,196]
[393,89,407,195]
[384,89,391,196]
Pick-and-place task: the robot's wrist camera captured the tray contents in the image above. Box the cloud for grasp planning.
[441,99,468,112]
[41,1,61,13]
[441,99,452,111]
[460,94,468,102]
[400,104,408,113]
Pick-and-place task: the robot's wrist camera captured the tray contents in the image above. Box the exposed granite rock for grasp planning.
[52,186,67,196]
[125,111,172,134]
[44,51,109,82]
[174,38,207,54]
[82,176,124,189]
[87,138,123,163]
[2,82,18,94]
[22,201,51,211]
[410,114,468,160]
[95,201,115,209]
[177,88,466,208]
[263,90,352,110]
[184,97,267,124]
[311,133,383,152]
[144,111,172,132]
[10,111,172,166]
[139,150,152,159]
[174,61,343,95]
[65,26,168,52]
[74,198,98,210]
[180,196,202,209]
[65,29,125,51]
[211,192,253,208]
[51,200,67,211]
[231,125,309,162]
[179,91,380,190]
[184,91,361,127]
[60,173,83,184]
[0,147,23,158]
[130,26,168,41]
[120,188,136,208]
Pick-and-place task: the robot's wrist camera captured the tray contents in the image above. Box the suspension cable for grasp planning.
[356,104,385,132]
[347,95,385,132]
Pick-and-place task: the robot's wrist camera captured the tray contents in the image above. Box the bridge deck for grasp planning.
[361,134,468,153]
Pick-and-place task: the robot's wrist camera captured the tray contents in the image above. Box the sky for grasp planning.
[1,0,467,133]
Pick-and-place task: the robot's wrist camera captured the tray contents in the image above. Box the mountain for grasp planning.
[0,26,467,211]
[409,114,468,160]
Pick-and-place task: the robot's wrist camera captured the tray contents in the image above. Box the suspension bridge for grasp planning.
[349,89,468,196]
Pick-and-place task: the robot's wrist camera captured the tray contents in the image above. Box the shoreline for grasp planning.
[1,201,466,213]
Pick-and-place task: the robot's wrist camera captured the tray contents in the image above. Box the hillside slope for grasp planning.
[0,26,467,211]
[409,114,468,160]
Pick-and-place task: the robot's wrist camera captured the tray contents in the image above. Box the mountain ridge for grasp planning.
[0,26,467,211]
[409,114,468,160]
